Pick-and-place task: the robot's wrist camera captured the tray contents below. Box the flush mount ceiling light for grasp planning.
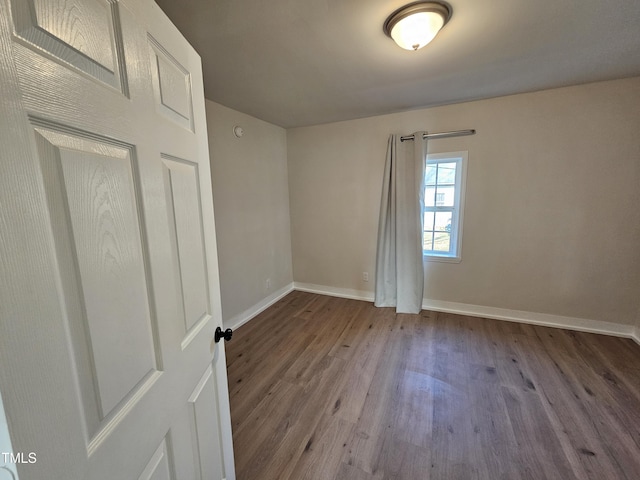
[383,1,452,51]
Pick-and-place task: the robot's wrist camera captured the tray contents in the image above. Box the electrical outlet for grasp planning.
[266,278,271,290]
[362,272,369,282]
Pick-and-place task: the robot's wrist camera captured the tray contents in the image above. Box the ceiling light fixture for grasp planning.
[383,1,452,51]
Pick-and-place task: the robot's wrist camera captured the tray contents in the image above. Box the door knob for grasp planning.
[215,326,233,343]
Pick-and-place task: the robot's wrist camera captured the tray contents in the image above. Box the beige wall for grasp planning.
[206,100,293,325]
[287,77,640,326]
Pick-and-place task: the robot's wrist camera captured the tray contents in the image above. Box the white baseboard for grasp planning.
[225,282,295,331]
[293,282,374,302]
[422,298,636,341]
[292,282,640,343]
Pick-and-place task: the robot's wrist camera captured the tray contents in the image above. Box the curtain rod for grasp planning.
[400,129,476,142]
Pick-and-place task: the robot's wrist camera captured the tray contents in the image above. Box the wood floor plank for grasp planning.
[528,329,640,478]
[236,355,345,480]
[328,301,377,362]
[288,415,354,480]
[226,293,311,377]
[512,333,627,479]
[282,297,354,384]
[253,355,347,480]
[226,292,640,480]
[340,324,405,475]
[372,431,433,480]
[231,378,304,474]
[429,348,482,480]
[467,382,524,480]
[229,328,316,429]
[326,307,394,423]
[392,367,434,449]
[335,462,381,480]
[501,384,578,480]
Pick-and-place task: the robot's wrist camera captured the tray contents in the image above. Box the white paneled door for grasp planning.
[0,0,235,479]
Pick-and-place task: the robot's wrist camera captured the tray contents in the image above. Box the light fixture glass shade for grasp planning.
[391,12,444,50]
[384,2,451,51]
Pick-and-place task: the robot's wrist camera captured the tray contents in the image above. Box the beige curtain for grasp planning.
[374,132,427,314]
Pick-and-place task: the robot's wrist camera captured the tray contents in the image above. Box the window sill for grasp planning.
[423,254,462,264]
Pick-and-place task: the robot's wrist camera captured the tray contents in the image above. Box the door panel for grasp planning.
[149,35,194,131]
[162,155,210,342]
[188,365,226,480]
[138,437,176,480]
[36,124,159,417]
[0,0,235,478]
[32,120,162,442]
[10,0,128,92]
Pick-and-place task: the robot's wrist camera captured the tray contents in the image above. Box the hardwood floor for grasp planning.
[226,291,640,480]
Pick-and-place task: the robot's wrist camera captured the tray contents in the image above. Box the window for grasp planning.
[423,151,467,262]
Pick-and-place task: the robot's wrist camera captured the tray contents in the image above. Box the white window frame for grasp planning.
[423,151,468,263]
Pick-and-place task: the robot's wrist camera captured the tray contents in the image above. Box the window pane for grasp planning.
[425,164,437,186]
[425,186,436,207]
[423,231,434,251]
[438,185,455,207]
[433,232,451,252]
[435,211,452,232]
[437,162,457,184]
[423,211,434,230]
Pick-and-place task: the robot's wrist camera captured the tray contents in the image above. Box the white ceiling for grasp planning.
[155,0,640,128]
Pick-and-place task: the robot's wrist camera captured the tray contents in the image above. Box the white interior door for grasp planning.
[0,0,235,479]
